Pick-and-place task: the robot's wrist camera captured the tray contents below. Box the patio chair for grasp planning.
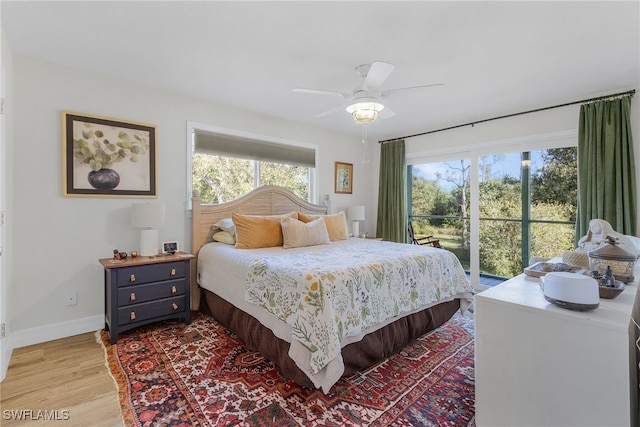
[408,222,442,248]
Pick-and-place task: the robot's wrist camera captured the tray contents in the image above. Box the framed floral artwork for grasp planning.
[62,111,157,197]
[334,161,353,194]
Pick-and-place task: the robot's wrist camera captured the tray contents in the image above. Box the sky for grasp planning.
[412,151,546,191]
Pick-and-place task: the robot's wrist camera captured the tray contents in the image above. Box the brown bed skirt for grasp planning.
[199,288,461,389]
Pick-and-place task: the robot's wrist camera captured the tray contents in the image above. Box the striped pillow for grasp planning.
[298,211,349,241]
[281,217,331,249]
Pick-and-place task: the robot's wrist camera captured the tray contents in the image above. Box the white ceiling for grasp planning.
[2,1,639,141]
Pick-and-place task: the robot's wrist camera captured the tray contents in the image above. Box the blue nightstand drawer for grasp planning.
[117,280,186,307]
[115,261,186,286]
[117,296,187,326]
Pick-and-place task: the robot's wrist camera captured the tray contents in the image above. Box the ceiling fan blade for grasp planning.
[293,88,351,98]
[382,83,444,97]
[314,103,349,118]
[379,106,396,119]
[362,61,395,89]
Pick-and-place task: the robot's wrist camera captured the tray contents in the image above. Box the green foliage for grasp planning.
[531,147,577,218]
[192,154,254,203]
[479,177,522,218]
[479,218,522,277]
[529,205,576,258]
[260,163,309,201]
[192,154,310,204]
[411,176,452,226]
[73,123,148,171]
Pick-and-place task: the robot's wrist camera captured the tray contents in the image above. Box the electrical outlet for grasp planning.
[65,290,77,306]
[1,323,5,339]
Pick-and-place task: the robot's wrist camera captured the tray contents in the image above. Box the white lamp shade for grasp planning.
[348,205,365,221]
[131,203,165,228]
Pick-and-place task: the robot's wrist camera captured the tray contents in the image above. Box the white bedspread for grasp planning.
[198,238,474,392]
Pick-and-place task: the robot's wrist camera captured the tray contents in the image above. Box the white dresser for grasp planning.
[475,271,640,427]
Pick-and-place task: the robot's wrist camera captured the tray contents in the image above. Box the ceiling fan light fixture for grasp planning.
[346,101,384,124]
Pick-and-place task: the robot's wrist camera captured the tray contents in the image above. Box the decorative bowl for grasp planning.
[598,280,625,299]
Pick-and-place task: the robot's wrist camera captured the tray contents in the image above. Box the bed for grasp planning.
[190,185,474,392]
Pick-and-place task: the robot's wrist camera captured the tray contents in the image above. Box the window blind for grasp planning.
[194,130,315,168]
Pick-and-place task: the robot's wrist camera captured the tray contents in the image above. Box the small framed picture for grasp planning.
[335,161,353,194]
[162,241,179,255]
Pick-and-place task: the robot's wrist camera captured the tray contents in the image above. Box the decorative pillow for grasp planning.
[212,231,236,245]
[214,218,236,236]
[232,212,298,249]
[298,211,349,241]
[281,217,331,249]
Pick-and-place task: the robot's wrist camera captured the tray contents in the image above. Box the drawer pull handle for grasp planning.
[171,286,177,294]
[130,312,136,321]
[172,303,179,310]
[130,293,136,302]
[130,274,136,282]
[170,268,176,277]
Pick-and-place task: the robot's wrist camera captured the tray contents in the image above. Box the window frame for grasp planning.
[186,121,318,208]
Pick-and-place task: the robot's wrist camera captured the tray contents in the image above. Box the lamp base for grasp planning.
[140,229,159,256]
[352,221,360,238]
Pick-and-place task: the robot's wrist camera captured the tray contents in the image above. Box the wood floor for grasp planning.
[0,332,124,426]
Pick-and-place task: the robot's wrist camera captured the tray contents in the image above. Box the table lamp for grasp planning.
[348,205,365,238]
[131,203,165,256]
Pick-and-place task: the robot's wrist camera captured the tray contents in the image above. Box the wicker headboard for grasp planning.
[189,185,327,310]
[191,185,327,256]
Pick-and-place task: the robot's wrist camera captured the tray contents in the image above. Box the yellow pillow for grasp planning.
[212,231,236,245]
[232,212,298,249]
[298,211,349,241]
[281,217,331,249]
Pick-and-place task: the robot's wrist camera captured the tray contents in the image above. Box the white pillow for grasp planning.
[298,211,349,241]
[214,218,236,236]
[625,234,640,255]
[281,217,331,249]
[212,230,236,245]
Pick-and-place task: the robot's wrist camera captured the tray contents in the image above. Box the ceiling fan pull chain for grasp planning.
[361,127,371,164]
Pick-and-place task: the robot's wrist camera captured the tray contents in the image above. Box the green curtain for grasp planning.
[376,139,407,242]
[576,95,636,243]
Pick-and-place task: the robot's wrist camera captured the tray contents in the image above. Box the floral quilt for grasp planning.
[244,240,474,379]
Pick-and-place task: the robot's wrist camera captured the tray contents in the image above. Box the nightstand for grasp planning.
[99,252,195,344]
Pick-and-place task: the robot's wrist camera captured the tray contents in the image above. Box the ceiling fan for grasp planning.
[293,61,443,124]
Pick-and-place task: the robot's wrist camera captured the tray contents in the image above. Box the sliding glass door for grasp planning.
[409,145,576,285]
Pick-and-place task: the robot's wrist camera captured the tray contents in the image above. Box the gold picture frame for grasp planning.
[334,161,353,194]
[62,111,157,198]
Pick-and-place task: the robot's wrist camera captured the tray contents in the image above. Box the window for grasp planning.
[189,126,316,204]
[409,142,577,282]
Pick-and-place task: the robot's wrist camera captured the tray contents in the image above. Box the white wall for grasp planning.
[6,54,374,348]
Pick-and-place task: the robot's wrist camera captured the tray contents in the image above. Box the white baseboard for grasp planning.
[10,315,104,349]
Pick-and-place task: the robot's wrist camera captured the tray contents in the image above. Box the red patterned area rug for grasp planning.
[101,311,476,426]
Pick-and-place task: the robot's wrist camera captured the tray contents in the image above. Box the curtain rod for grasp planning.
[379,89,636,143]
